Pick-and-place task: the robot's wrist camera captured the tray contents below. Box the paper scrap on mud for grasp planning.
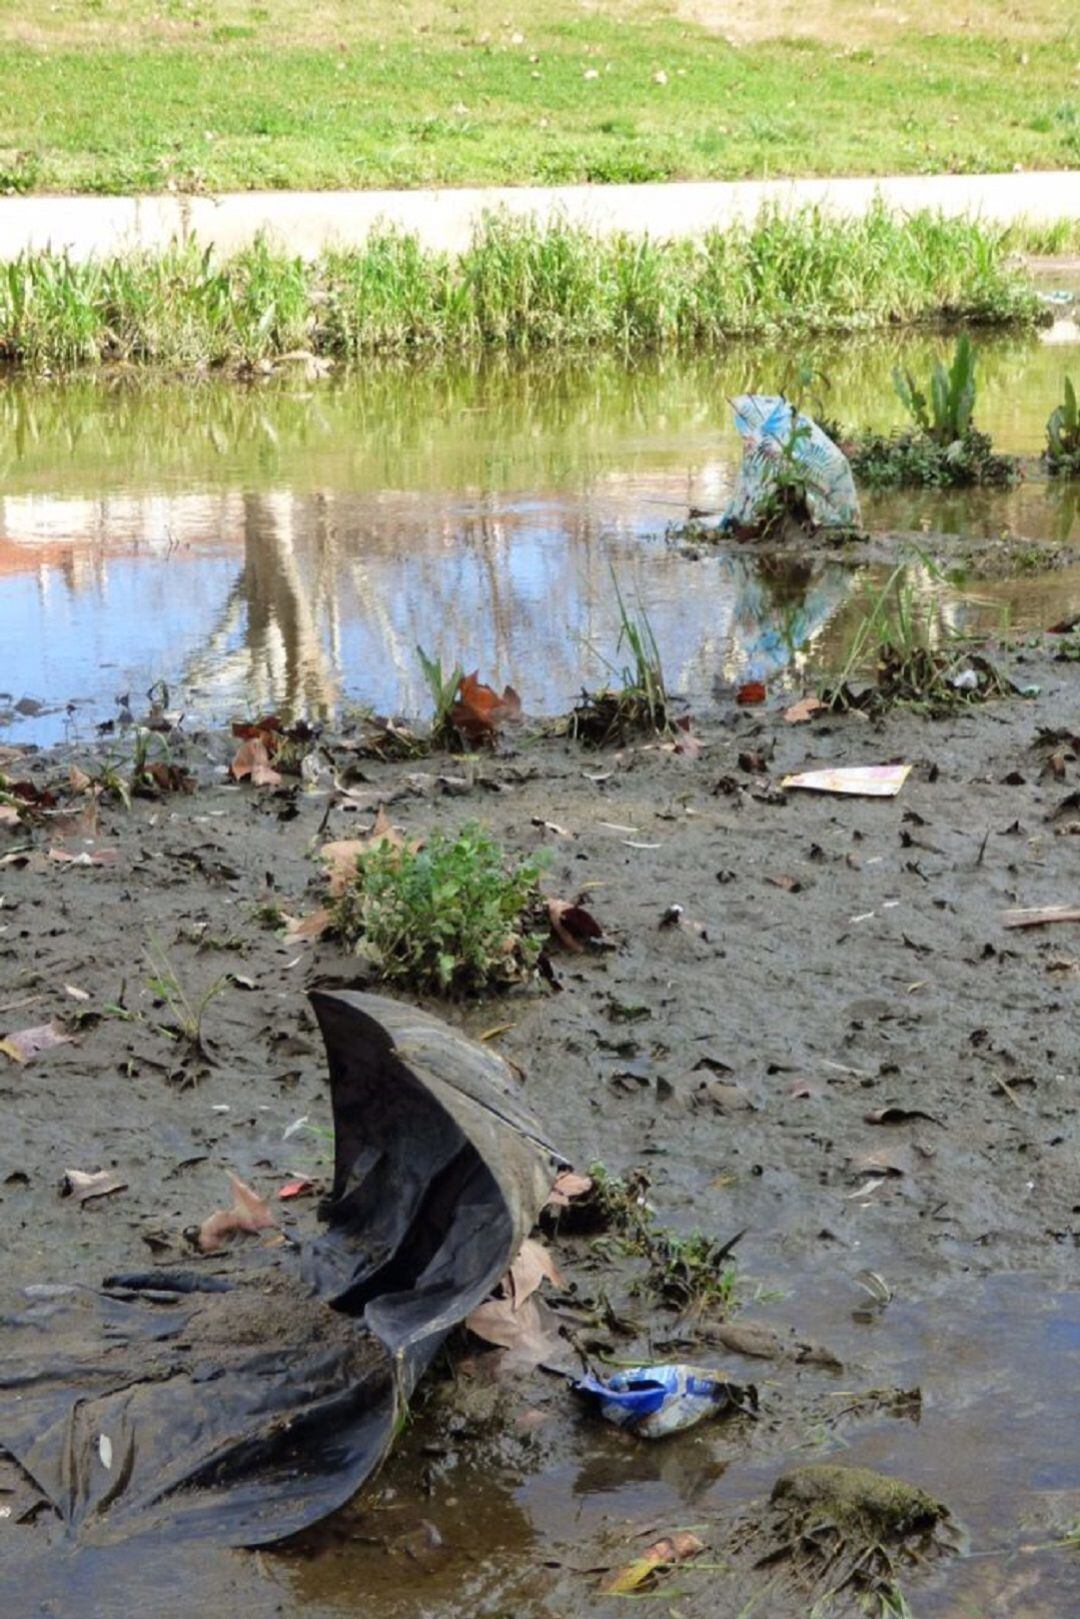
[781,764,912,798]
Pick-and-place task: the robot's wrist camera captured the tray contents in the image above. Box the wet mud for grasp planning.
[2,635,1079,1615]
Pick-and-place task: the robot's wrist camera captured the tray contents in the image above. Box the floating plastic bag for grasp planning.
[574,1363,758,1437]
[720,395,861,532]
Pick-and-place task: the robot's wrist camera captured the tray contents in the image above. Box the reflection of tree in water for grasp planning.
[183,493,340,717]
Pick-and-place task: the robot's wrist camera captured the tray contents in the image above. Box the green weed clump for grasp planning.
[0,209,1043,372]
[1046,376,1080,476]
[848,335,1020,488]
[332,822,544,996]
[572,573,669,745]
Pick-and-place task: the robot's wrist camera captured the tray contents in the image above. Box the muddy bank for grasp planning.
[2,644,1079,1615]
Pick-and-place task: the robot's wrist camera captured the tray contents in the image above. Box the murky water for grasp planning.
[4,324,1080,1614]
[2,324,1079,747]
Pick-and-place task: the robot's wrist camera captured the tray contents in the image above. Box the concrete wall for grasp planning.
[0,172,1077,261]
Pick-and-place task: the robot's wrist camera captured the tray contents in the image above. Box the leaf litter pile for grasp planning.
[2,637,1080,1618]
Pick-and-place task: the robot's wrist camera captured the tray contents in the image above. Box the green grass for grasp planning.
[0,0,1077,192]
[331,821,545,996]
[0,208,1043,370]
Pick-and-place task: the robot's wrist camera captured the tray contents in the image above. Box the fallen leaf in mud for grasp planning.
[321,808,418,897]
[197,1172,277,1253]
[8,780,57,809]
[668,717,702,758]
[278,1177,315,1200]
[544,1169,593,1208]
[602,1531,705,1596]
[709,1321,843,1368]
[282,907,332,946]
[547,898,603,951]
[865,1105,940,1126]
[48,846,119,867]
[450,672,522,745]
[787,1078,820,1100]
[784,695,827,724]
[0,1021,73,1064]
[62,1168,127,1203]
[507,1237,562,1306]
[1002,904,1080,928]
[0,805,20,828]
[135,760,196,796]
[464,1291,562,1365]
[768,873,803,892]
[230,738,282,788]
[68,764,94,794]
[1048,613,1080,634]
[692,1078,756,1113]
[64,984,90,1002]
[782,764,912,798]
[848,1145,914,1178]
[735,681,767,706]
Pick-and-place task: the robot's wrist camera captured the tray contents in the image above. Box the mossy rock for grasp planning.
[771,1463,946,1539]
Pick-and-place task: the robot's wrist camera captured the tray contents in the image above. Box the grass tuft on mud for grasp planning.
[332,822,545,996]
[0,209,1043,372]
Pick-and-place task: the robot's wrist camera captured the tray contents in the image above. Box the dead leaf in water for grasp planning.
[196,1172,277,1253]
[62,1168,127,1203]
[602,1531,705,1595]
[0,1021,73,1064]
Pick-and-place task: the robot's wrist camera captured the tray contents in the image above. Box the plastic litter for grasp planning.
[719,395,861,533]
[574,1362,757,1437]
[782,764,912,798]
[0,991,560,1551]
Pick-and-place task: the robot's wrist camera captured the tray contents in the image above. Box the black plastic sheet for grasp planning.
[0,991,559,1548]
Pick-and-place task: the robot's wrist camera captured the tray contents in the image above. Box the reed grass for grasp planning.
[0,209,1042,372]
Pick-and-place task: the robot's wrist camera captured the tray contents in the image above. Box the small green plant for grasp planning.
[1046,376,1080,475]
[645,1229,739,1315]
[850,335,1018,488]
[417,645,464,748]
[332,822,545,996]
[145,938,225,1057]
[572,572,668,744]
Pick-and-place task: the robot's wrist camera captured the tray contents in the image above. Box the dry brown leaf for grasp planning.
[197,1172,277,1253]
[62,1168,127,1203]
[784,695,827,725]
[547,898,603,952]
[450,672,523,745]
[321,808,417,897]
[0,804,22,828]
[545,1169,593,1208]
[507,1237,562,1307]
[0,1021,74,1064]
[602,1532,706,1596]
[282,906,332,946]
[68,764,94,794]
[230,737,282,788]
[464,1292,563,1366]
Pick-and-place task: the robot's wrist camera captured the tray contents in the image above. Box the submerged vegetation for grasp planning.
[332,823,544,996]
[0,209,1043,372]
[848,334,1020,488]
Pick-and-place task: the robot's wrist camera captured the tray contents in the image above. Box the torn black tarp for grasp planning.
[0,991,560,1548]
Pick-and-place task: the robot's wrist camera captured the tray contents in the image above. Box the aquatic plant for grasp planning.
[849,336,1018,488]
[0,209,1043,372]
[573,573,668,745]
[1046,376,1080,475]
[416,645,464,748]
[332,822,545,996]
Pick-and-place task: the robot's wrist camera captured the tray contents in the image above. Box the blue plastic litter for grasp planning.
[719,394,861,533]
[574,1363,758,1438]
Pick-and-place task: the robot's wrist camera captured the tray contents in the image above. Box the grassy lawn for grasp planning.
[0,0,1076,194]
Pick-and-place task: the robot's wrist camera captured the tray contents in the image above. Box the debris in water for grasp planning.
[575,1363,758,1437]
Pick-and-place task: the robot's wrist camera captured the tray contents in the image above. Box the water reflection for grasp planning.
[2,333,1079,744]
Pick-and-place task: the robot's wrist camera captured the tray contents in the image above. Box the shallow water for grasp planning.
[2,324,1080,746]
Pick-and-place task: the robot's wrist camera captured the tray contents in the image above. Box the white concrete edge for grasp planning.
[0,172,1077,262]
